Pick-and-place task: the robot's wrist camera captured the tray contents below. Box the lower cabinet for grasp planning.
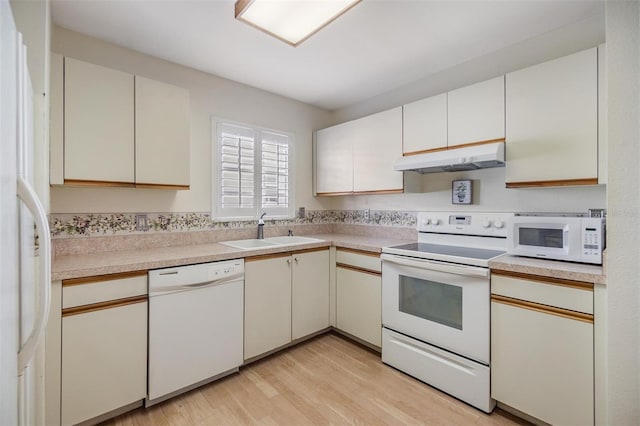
[336,249,382,347]
[244,248,330,360]
[60,272,148,425]
[490,271,594,425]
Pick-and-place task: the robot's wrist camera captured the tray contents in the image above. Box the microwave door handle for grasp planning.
[380,254,489,278]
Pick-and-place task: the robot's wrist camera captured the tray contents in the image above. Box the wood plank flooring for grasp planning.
[102,333,529,425]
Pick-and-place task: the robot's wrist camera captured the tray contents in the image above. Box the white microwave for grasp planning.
[506,215,605,265]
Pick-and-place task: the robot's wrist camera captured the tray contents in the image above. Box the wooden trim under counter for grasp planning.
[62,270,148,287]
[491,269,594,291]
[403,138,505,156]
[134,183,190,190]
[505,178,598,188]
[336,247,380,258]
[62,295,148,317]
[336,263,381,277]
[491,294,593,324]
[246,247,329,262]
[63,179,135,188]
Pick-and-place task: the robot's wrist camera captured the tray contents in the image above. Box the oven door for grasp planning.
[381,253,490,364]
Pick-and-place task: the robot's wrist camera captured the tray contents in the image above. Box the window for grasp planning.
[213,119,294,220]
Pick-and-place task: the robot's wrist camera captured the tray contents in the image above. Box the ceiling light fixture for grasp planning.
[235,0,362,47]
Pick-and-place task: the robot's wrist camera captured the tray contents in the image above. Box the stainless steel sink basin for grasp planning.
[263,236,323,245]
[220,236,323,250]
[219,239,281,250]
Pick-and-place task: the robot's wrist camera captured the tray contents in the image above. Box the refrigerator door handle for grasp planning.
[16,177,51,373]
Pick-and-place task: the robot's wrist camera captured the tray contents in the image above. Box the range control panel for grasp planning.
[417,212,514,237]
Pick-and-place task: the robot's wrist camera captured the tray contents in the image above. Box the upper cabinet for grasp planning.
[401,76,505,155]
[505,47,598,187]
[50,54,190,189]
[402,93,447,154]
[315,107,403,196]
[64,57,135,185]
[135,76,190,188]
[448,76,505,147]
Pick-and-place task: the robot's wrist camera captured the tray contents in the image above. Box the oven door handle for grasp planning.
[380,253,489,278]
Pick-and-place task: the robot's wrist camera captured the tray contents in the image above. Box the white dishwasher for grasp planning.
[147,259,244,405]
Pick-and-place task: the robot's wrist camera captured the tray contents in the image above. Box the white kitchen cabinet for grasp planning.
[505,47,598,187]
[245,248,330,360]
[64,57,135,185]
[60,272,148,426]
[314,120,354,195]
[50,55,191,189]
[490,271,594,425]
[292,249,330,340]
[352,107,403,193]
[135,76,190,189]
[314,107,403,196]
[447,76,505,147]
[402,93,448,155]
[336,249,382,348]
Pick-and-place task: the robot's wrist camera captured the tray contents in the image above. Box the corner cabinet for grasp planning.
[505,47,598,187]
[314,107,403,196]
[490,270,594,425]
[244,248,330,360]
[50,54,190,189]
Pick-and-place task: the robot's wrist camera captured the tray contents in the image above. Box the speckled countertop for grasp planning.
[489,253,606,285]
[51,233,416,281]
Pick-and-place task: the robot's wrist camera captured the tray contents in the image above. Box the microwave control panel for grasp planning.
[581,218,605,263]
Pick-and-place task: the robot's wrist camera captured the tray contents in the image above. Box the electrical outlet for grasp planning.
[363,209,370,221]
[135,214,149,231]
[298,207,306,219]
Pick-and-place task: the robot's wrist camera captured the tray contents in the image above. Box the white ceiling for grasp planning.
[51,0,605,111]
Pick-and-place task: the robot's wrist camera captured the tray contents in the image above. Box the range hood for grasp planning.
[394,141,505,174]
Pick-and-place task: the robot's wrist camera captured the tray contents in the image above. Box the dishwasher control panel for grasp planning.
[149,259,244,292]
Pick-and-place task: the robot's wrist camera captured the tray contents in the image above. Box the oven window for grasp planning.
[399,275,463,330]
[519,227,563,248]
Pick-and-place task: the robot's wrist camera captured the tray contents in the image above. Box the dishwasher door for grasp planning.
[147,260,244,404]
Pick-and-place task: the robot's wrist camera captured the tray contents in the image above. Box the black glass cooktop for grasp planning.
[386,242,505,260]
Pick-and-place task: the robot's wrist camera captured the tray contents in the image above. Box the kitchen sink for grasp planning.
[263,236,323,245]
[220,236,324,250]
[219,239,281,250]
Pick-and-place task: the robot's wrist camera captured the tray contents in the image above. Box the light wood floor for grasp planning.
[103,333,529,425]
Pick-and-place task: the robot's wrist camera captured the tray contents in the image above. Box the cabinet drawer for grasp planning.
[62,271,147,309]
[491,271,592,314]
[336,248,381,273]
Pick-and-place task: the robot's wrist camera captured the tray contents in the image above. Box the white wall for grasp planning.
[50,26,334,214]
[605,1,640,424]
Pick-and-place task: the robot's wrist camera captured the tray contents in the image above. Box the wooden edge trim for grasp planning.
[491,294,593,323]
[291,247,330,256]
[336,263,381,277]
[234,0,253,17]
[135,183,190,190]
[63,270,148,287]
[353,189,403,195]
[403,138,505,156]
[336,247,380,257]
[62,295,147,317]
[491,269,594,291]
[245,252,292,262]
[316,191,354,197]
[506,178,598,188]
[64,179,135,188]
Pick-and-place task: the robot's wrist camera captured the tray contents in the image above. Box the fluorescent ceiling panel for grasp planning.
[235,0,361,46]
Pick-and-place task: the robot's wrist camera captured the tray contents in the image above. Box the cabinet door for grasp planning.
[505,48,598,186]
[292,249,330,340]
[135,76,190,188]
[353,107,403,193]
[491,300,594,425]
[336,266,381,347]
[402,93,447,154]
[244,255,292,359]
[315,121,354,195]
[61,301,147,426]
[64,57,135,184]
[447,76,505,147]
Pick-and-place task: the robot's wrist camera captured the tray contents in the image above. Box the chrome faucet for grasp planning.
[257,212,267,239]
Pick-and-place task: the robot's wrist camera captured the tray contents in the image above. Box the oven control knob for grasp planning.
[482,220,492,228]
[422,218,431,226]
[494,219,504,229]
[431,218,440,225]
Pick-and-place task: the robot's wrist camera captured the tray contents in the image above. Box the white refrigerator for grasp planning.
[1,1,52,425]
